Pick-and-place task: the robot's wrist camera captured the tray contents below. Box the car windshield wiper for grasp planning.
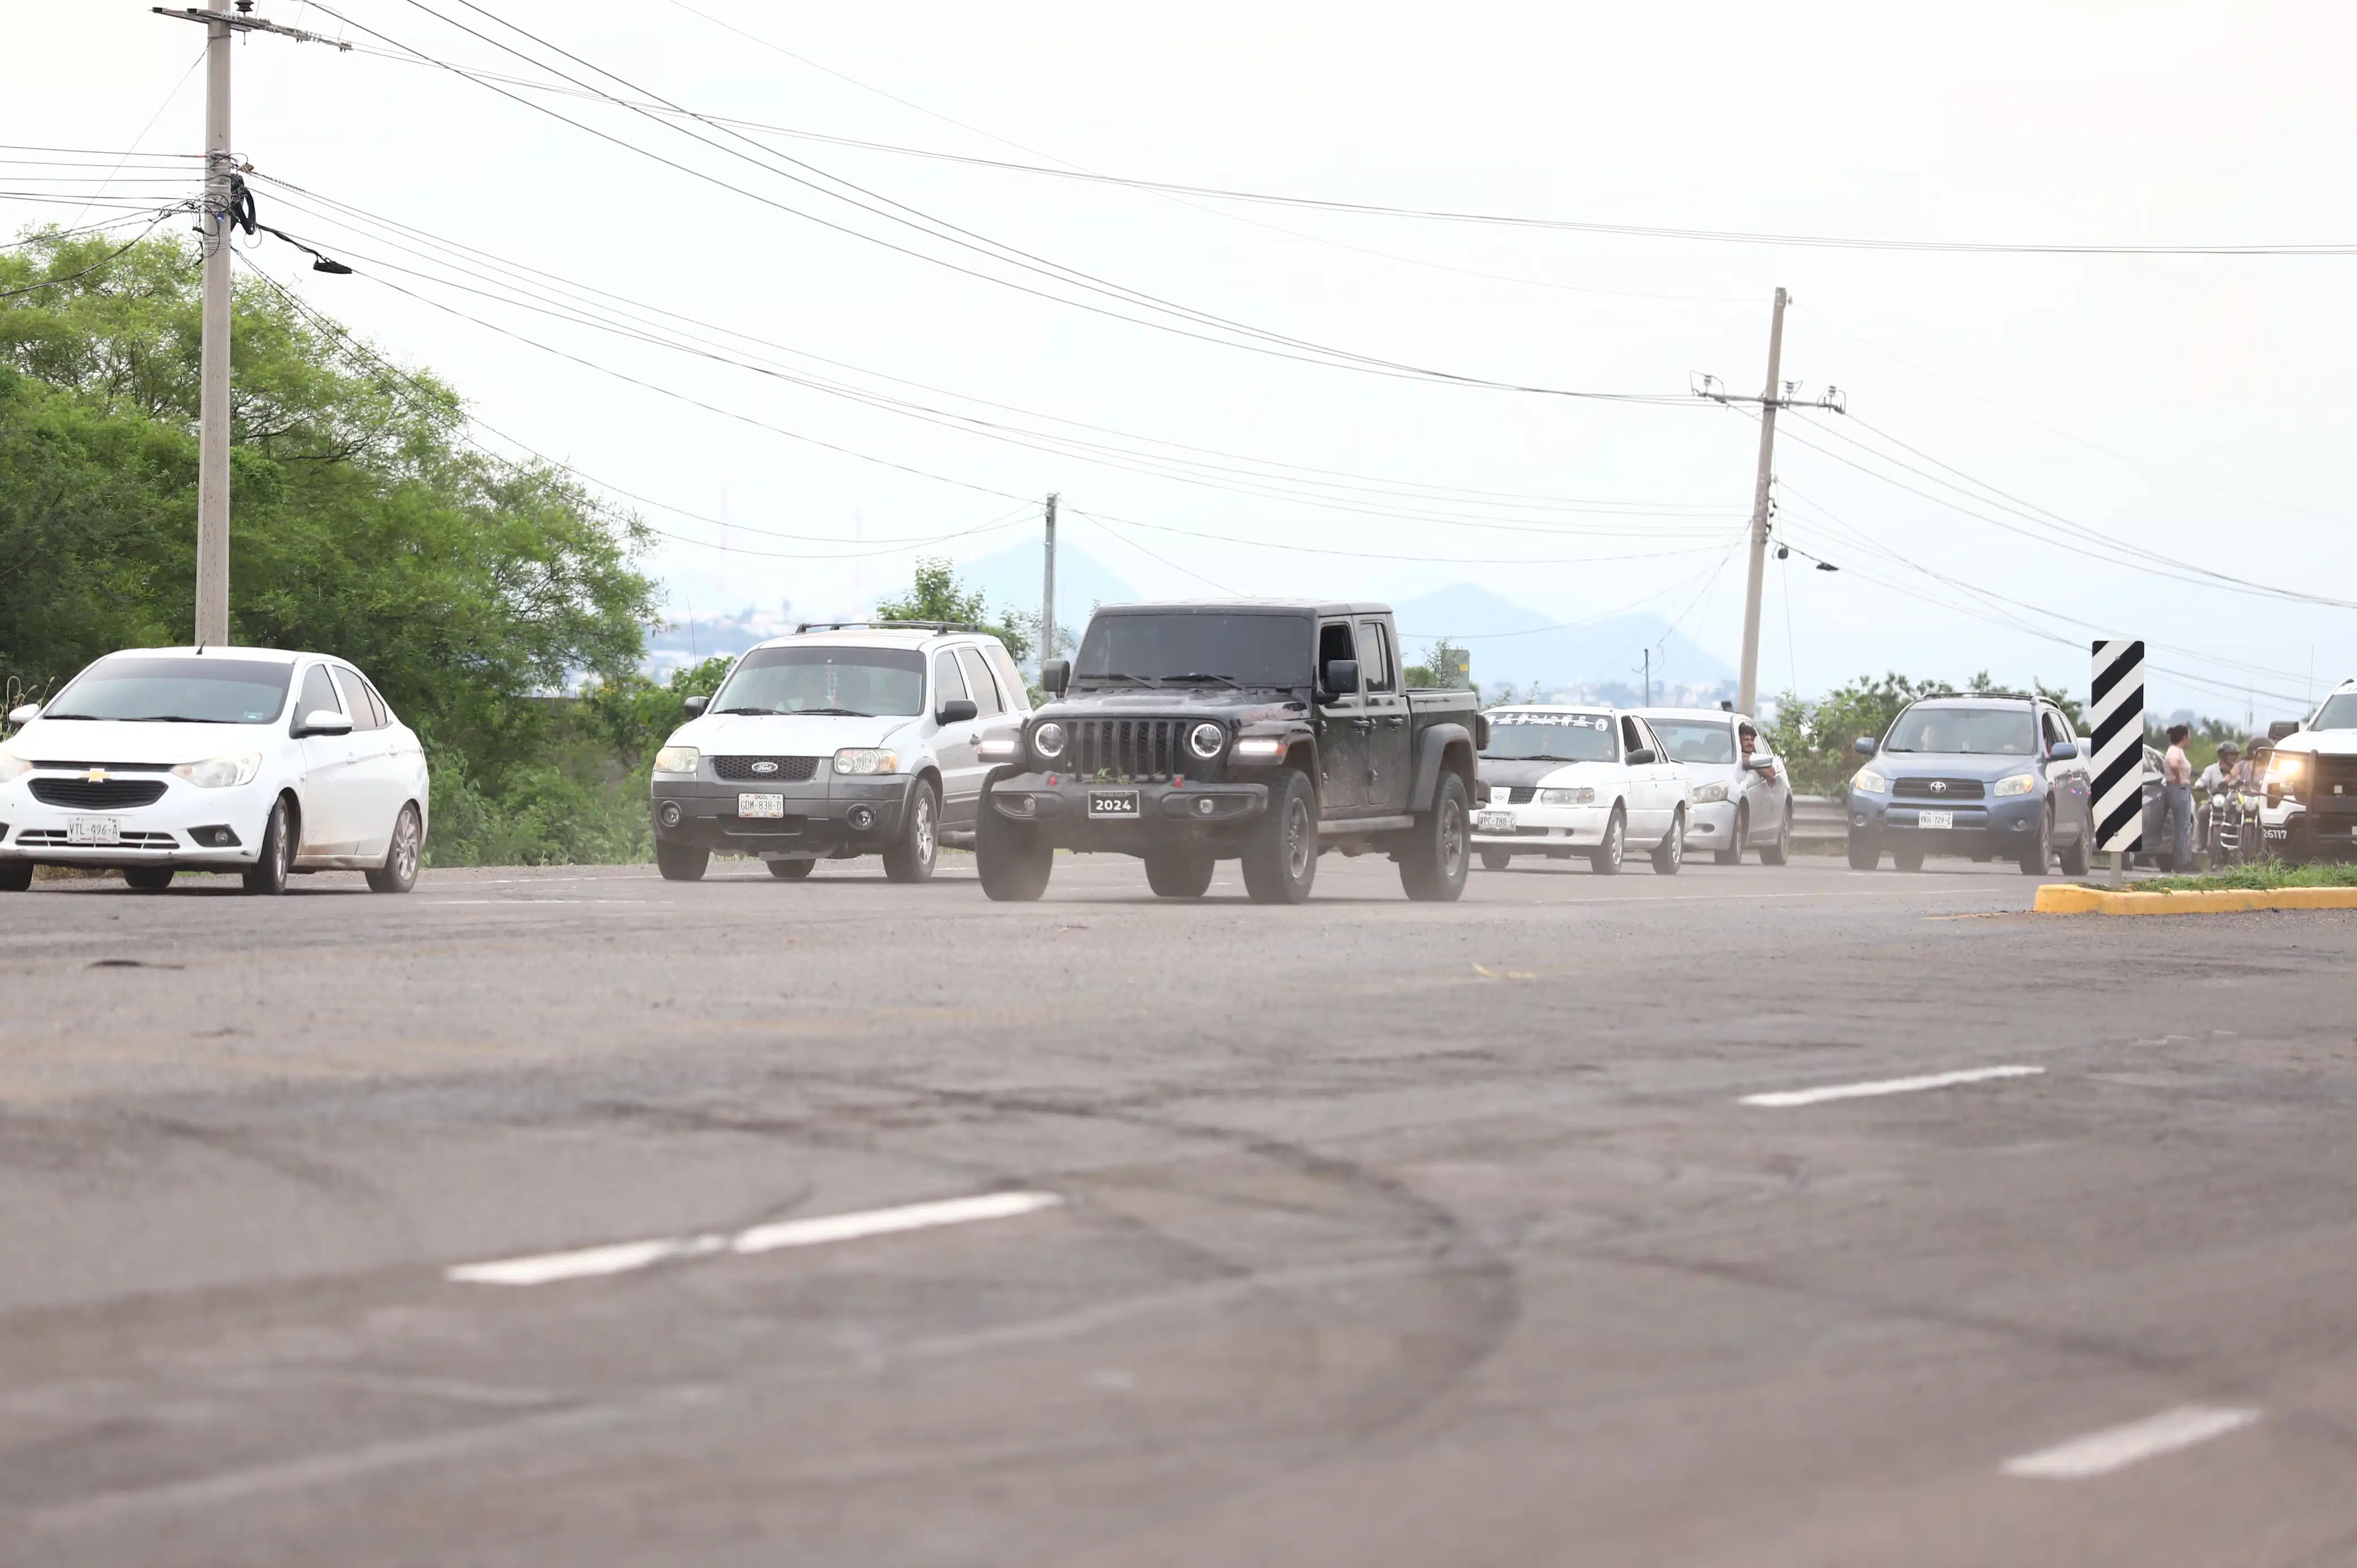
[1162,672,1245,690]
[789,706,874,717]
[120,715,235,723]
[712,706,785,715]
[1079,672,1162,687]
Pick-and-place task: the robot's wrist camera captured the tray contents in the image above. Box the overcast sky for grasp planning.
[15,2,2357,719]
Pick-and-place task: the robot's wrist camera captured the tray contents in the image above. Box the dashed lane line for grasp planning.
[446,1191,1063,1286]
[1739,1064,2044,1109]
[2002,1405,2261,1479]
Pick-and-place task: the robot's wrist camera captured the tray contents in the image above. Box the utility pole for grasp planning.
[1641,647,1652,708]
[153,4,348,646]
[1040,492,1058,668]
[1695,290,1845,718]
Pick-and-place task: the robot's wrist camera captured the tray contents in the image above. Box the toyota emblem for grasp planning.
[1928,780,1948,794]
[750,760,780,776]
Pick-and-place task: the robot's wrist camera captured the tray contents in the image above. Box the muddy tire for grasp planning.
[1241,769,1318,905]
[1144,851,1215,898]
[1399,772,1470,902]
[976,799,1053,902]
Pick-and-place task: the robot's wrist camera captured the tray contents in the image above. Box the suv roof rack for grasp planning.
[1921,689,2040,702]
[792,619,983,634]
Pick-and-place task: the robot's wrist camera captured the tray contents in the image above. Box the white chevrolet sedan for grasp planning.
[0,646,428,895]
[1471,706,1692,875]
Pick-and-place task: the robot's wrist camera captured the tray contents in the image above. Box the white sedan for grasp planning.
[0,646,429,895]
[1471,706,1691,874]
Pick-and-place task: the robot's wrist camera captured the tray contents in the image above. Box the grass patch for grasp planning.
[2132,862,2357,894]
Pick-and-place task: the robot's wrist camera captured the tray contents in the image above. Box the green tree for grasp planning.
[871,556,1031,661]
[1,228,660,859]
[1405,638,1470,689]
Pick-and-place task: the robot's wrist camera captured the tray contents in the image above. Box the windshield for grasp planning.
[709,646,925,717]
[2312,693,2357,730]
[1075,612,1310,687]
[1647,719,1738,766]
[43,656,293,724]
[1884,705,2037,755]
[1482,712,1618,763]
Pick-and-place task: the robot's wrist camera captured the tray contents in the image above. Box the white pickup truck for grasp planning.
[1471,706,1692,875]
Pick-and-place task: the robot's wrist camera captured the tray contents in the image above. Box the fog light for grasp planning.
[1006,794,1037,817]
[848,805,877,832]
[1195,796,1216,816]
[191,824,240,847]
[658,800,684,829]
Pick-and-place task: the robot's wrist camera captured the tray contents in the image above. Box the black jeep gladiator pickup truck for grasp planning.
[973,600,1485,904]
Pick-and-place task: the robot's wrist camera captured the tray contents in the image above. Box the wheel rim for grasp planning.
[393,811,419,881]
[1669,818,1682,864]
[1606,816,1622,865]
[916,794,935,863]
[270,809,288,881]
[1439,799,1465,877]
[1285,795,1313,879]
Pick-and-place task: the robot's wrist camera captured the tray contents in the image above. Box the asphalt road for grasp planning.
[5,849,2355,1566]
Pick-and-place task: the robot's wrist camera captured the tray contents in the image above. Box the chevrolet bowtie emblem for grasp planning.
[86,769,107,782]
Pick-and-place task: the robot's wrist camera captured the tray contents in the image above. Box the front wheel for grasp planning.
[2018,808,2053,876]
[367,803,422,893]
[1399,773,1470,902]
[1759,803,1792,866]
[882,779,939,883]
[1650,809,1686,876]
[124,866,175,892]
[976,798,1053,901]
[1479,847,1513,872]
[2057,817,2091,877]
[1892,843,1926,873]
[1241,769,1318,905]
[1589,806,1626,876]
[242,799,293,896]
[767,858,815,880]
[1144,850,1215,898]
[654,838,708,882]
[1714,806,1747,866]
[0,860,31,893]
[1847,834,1879,871]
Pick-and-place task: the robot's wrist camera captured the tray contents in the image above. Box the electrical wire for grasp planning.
[0,214,180,300]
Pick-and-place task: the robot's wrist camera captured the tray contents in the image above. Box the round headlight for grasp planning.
[1031,721,1066,760]
[1188,721,1225,759]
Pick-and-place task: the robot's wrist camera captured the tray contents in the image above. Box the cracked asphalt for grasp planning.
[5,850,2355,1566]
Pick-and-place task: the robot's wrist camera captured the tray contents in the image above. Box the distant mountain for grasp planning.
[1390,583,1735,697]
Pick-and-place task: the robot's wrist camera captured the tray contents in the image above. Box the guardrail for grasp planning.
[1792,794,1847,846]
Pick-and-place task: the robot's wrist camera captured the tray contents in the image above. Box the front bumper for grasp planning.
[1684,798,1737,846]
[0,776,274,868]
[1848,791,2046,854]
[986,770,1267,850]
[650,774,911,858]
[1470,802,1613,849]
[2260,800,2357,857]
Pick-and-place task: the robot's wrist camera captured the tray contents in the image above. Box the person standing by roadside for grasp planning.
[2162,723,2196,871]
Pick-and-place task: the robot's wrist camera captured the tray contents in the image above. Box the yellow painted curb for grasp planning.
[2033,883,2357,915]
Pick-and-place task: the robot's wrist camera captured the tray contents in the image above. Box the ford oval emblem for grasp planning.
[751,760,779,775]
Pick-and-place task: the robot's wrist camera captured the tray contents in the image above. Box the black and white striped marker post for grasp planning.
[2089,639,2146,885]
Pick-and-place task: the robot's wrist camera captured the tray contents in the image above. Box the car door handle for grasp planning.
[1352,718,1374,732]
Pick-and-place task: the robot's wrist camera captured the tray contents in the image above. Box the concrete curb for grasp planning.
[2035,883,2357,915]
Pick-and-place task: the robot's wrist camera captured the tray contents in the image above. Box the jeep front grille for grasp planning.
[714,755,820,782]
[1066,718,1185,781]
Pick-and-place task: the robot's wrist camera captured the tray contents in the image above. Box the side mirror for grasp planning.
[1743,753,1775,771]
[2047,740,2078,761]
[1040,659,1070,696]
[2269,719,2300,741]
[683,693,708,717]
[937,698,978,726]
[1318,658,1359,701]
[1853,735,1878,756]
[1627,747,1657,766]
[299,709,352,737]
[5,703,38,726]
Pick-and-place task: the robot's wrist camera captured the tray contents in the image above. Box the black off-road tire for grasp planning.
[1714,805,1746,866]
[242,799,293,896]
[882,778,939,884]
[1759,803,1792,865]
[1399,773,1471,902]
[366,803,422,893]
[1241,769,1318,905]
[124,866,175,892]
[1589,805,1626,876]
[976,800,1053,901]
[654,838,708,883]
[1144,851,1215,898]
[2019,808,2053,876]
[0,860,31,892]
[1479,847,1513,872]
[767,858,815,880]
[1650,808,1686,875]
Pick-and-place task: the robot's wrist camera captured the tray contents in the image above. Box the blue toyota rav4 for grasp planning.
[1846,692,2095,875]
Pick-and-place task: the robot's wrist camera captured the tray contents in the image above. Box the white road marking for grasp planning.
[2002,1405,2260,1479]
[1740,1064,2044,1108]
[446,1191,1061,1286]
